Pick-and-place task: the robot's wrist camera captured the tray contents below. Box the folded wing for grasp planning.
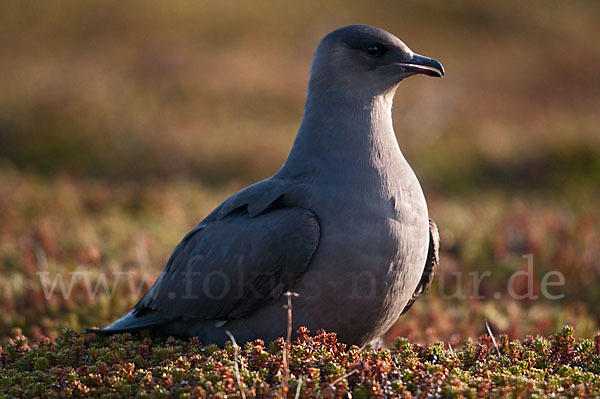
[400,218,439,315]
[94,179,320,333]
[134,207,319,320]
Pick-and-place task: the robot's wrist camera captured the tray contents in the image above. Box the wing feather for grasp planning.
[133,206,319,321]
[93,179,318,334]
[400,218,439,315]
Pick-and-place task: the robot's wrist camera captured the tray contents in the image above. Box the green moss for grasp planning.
[1,327,599,398]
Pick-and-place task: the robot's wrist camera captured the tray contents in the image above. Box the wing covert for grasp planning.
[400,218,439,315]
[134,207,320,321]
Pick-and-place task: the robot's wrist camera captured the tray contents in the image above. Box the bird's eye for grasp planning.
[366,44,385,57]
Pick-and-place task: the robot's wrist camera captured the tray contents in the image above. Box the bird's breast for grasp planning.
[292,173,429,343]
[302,164,429,282]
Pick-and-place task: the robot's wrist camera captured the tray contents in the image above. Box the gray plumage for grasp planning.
[401,219,440,315]
[91,25,444,346]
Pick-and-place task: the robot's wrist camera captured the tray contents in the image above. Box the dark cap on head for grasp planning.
[309,24,444,97]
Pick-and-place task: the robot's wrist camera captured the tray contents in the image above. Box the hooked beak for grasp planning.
[396,53,444,78]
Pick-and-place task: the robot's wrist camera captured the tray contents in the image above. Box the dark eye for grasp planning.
[366,44,385,57]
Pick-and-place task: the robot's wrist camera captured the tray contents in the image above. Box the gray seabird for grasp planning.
[92,25,442,346]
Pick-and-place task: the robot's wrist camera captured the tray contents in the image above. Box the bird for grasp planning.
[90,24,442,346]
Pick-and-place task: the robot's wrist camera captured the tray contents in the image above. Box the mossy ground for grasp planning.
[1,326,599,398]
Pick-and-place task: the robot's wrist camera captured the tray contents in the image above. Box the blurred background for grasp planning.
[1,0,599,346]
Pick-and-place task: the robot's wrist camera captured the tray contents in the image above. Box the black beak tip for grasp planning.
[432,59,445,78]
[401,53,445,78]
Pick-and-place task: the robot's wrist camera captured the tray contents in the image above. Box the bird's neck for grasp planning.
[277,88,408,181]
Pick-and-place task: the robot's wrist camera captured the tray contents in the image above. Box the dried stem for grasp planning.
[485,319,501,357]
[294,375,303,399]
[330,369,358,387]
[225,330,247,399]
[282,291,299,397]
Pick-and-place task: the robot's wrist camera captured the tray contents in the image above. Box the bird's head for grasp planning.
[308,25,444,98]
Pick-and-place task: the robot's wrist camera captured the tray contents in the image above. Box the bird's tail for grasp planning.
[87,309,174,335]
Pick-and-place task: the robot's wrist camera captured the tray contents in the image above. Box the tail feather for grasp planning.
[87,309,176,335]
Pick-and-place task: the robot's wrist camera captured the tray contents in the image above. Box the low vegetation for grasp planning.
[1,326,599,398]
